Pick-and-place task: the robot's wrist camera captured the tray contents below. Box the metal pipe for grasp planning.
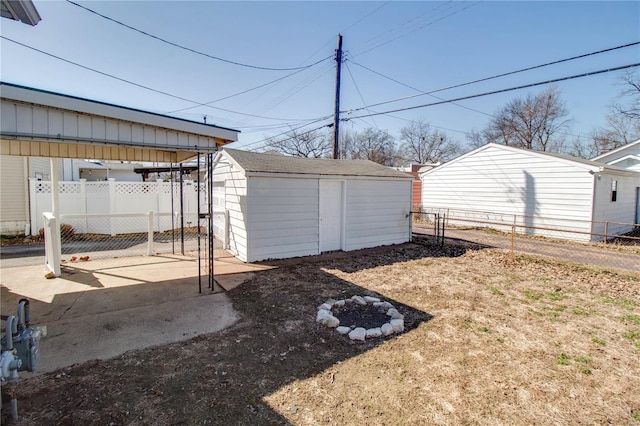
[21,298,30,327]
[16,300,26,330]
[11,396,18,421]
[5,316,15,350]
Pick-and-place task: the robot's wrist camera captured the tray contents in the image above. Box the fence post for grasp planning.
[108,178,116,236]
[29,178,37,236]
[512,215,516,261]
[79,179,87,234]
[224,209,230,250]
[604,222,608,244]
[147,210,154,255]
[43,212,61,277]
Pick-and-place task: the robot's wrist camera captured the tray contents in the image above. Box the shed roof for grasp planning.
[220,148,412,179]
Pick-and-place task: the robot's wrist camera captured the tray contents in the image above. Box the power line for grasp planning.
[358,1,454,49]
[165,58,331,114]
[296,1,392,68]
[1,36,326,122]
[352,2,480,58]
[65,0,331,72]
[347,41,640,112]
[344,61,379,128]
[347,54,492,117]
[343,63,640,120]
[233,119,333,152]
[237,62,335,127]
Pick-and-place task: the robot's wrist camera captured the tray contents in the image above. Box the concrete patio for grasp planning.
[0,250,272,374]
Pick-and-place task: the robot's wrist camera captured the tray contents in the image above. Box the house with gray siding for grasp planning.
[212,149,413,262]
[420,143,640,242]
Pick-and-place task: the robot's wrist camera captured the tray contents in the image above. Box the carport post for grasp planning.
[49,158,62,276]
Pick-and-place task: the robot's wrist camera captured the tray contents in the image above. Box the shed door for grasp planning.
[319,181,343,252]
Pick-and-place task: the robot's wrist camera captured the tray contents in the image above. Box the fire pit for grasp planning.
[316,295,405,341]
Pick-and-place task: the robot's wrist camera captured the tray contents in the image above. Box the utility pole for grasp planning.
[333,34,343,159]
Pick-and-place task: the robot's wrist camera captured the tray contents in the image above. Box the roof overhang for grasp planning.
[1,0,41,25]
[0,82,240,163]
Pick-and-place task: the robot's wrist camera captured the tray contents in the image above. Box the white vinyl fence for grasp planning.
[30,178,201,236]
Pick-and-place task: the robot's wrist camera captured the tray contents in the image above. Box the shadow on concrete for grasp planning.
[0,242,483,424]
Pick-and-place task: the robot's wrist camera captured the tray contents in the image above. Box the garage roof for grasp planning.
[220,148,412,179]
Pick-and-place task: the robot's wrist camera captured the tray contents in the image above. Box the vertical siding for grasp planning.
[245,177,319,262]
[422,146,596,241]
[344,179,412,251]
[213,162,248,261]
[0,155,27,234]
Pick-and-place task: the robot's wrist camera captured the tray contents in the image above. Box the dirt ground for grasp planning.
[2,240,640,425]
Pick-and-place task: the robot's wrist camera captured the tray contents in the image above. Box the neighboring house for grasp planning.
[213,148,414,262]
[0,156,61,235]
[592,139,640,172]
[77,161,143,181]
[395,163,442,208]
[0,157,144,235]
[420,143,640,242]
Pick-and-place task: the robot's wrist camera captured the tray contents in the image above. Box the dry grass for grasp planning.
[4,243,640,425]
[264,248,640,425]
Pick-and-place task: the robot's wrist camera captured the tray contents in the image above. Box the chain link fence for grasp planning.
[54,212,219,267]
[412,208,640,273]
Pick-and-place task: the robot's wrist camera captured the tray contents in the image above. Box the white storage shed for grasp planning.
[420,143,640,242]
[212,149,414,262]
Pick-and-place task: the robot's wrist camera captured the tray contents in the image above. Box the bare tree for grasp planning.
[572,71,640,158]
[264,127,331,158]
[481,86,570,152]
[612,69,640,121]
[347,128,399,166]
[398,120,460,164]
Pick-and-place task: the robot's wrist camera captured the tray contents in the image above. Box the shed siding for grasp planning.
[422,145,596,241]
[245,177,319,262]
[0,155,27,234]
[213,162,248,261]
[344,180,411,251]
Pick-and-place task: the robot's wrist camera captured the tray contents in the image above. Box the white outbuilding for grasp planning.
[212,149,413,262]
[592,139,640,172]
[420,143,640,242]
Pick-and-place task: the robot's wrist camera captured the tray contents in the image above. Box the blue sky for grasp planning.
[1,1,639,153]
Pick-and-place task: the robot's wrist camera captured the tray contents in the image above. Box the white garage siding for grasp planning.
[344,179,412,251]
[212,160,248,261]
[246,177,320,262]
[591,172,640,240]
[213,149,413,263]
[421,144,640,242]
